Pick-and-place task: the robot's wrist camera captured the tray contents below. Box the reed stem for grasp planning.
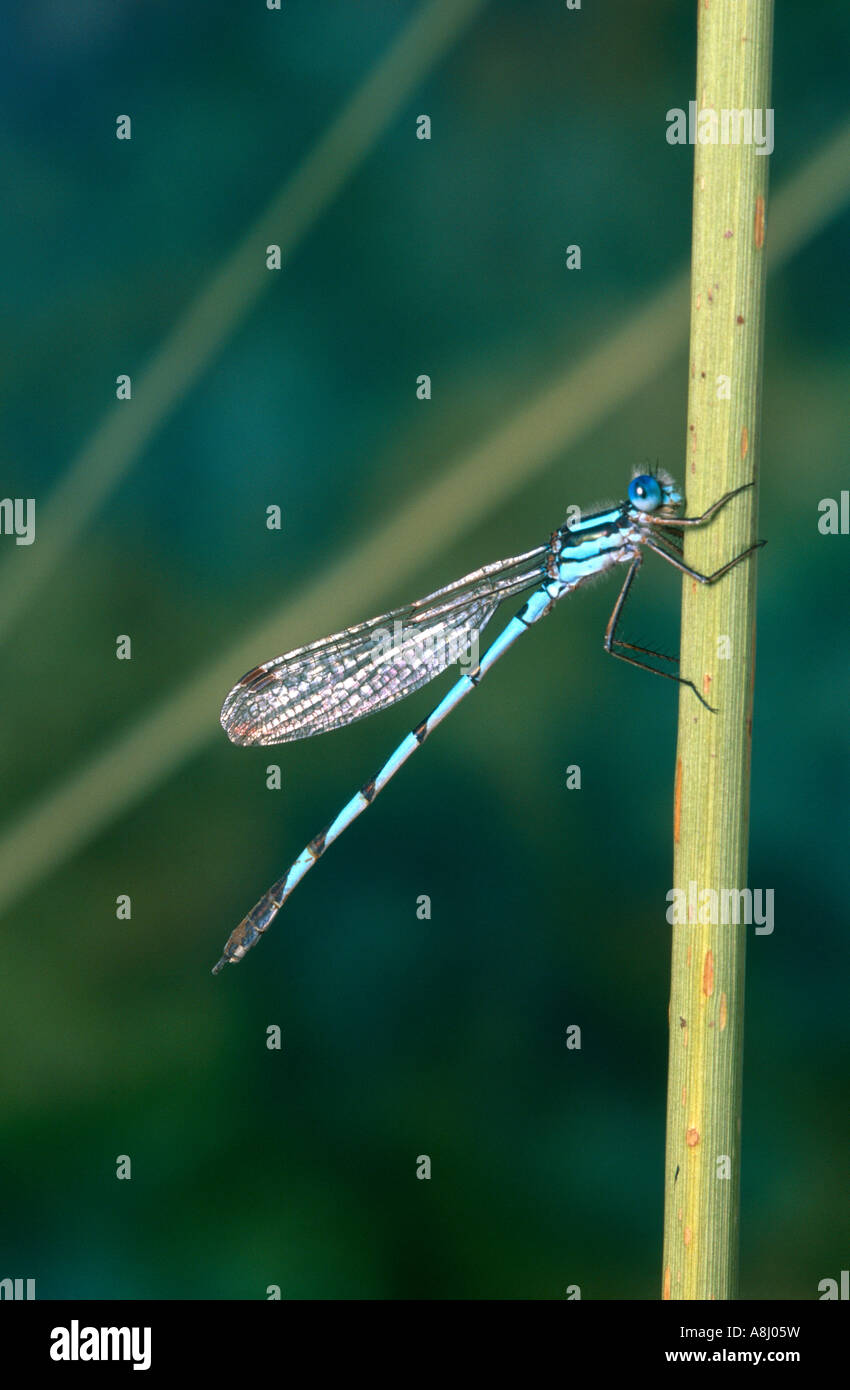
[662,0,774,1300]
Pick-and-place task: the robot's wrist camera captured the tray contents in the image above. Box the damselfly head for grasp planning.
[628,467,682,518]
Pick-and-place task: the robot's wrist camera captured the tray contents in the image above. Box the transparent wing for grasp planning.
[221,546,548,745]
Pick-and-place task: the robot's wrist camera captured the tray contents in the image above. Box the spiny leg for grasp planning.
[603,554,716,711]
[613,639,679,665]
[649,479,756,528]
[643,536,765,584]
[612,530,765,711]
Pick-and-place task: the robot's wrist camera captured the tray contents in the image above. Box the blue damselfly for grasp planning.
[212,471,762,973]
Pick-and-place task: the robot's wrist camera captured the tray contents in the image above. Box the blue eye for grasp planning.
[628,474,663,512]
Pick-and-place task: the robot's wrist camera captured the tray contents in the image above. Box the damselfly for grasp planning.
[212,471,762,974]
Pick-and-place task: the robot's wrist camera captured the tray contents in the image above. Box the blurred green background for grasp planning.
[0,1,847,1299]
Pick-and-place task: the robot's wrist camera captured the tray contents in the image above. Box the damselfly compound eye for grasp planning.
[628,474,663,513]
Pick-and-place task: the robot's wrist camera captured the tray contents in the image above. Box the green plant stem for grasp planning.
[662,0,774,1300]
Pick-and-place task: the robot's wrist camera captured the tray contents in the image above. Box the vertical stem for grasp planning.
[662,2,774,1299]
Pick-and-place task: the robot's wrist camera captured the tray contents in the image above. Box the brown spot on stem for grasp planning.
[681,1085,687,1107]
[736,314,745,325]
[740,425,749,460]
[702,672,712,697]
[702,949,715,997]
[673,758,682,843]
[719,992,728,1031]
[754,195,765,250]
[686,1127,700,1148]
[684,1225,693,1247]
[695,291,702,310]
[663,1266,671,1300]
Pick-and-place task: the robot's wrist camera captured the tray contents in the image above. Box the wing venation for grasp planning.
[221,547,546,745]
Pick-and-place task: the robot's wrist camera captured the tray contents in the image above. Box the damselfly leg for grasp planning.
[647,480,757,528]
[603,481,764,712]
[643,536,766,586]
[603,554,710,706]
